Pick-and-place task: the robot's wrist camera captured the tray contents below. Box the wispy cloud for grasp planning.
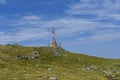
[62,0,120,46]
[66,0,120,20]
[0,14,119,46]
[0,0,6,5]
[0,15,52,44]
[0,27,50,44]
[0,0,120,46]
[8,15,43,27]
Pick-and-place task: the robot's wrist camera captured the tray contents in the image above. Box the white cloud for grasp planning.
[1,0,120,46]
[8,15,43,26]
[66,0,120,20]
[109,14,120,20]
[0,0,6,4]
[63,31,120,47]
[2,14,119,45]
[5,15,119,42]
[0,28,50,44]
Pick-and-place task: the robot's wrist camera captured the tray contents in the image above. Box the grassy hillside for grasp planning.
[0,44,120,80]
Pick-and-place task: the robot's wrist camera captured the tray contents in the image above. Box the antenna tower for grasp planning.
[50,27,57,47]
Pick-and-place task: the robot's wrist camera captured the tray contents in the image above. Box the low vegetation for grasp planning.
[0,44,120,80]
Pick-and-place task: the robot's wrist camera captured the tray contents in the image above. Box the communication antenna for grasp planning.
[50,27,57,47]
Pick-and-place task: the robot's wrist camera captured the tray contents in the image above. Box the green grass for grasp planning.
[0,45,120,80]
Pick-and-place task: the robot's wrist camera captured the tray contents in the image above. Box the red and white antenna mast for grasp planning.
[50,27,57,47]
[52,27,56,41]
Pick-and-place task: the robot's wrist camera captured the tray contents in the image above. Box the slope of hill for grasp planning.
[0,45,120,80]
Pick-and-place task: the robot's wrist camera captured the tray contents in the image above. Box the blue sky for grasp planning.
[0,0,120,58]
